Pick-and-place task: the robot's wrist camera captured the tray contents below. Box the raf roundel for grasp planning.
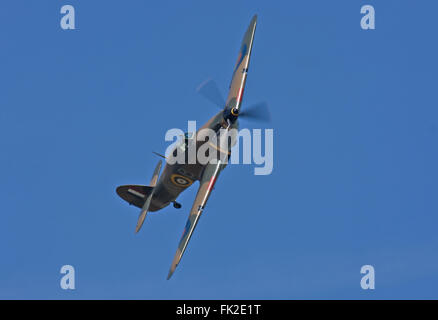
[170,174,194,187]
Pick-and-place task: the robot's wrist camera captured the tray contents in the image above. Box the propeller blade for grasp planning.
[240,102,271,123]
[196,78,225,108]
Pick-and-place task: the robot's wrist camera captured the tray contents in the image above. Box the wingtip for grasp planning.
[167,260,179,280]
[167,268,175,280]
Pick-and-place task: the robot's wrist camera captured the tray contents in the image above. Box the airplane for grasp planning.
[116,15,266,279]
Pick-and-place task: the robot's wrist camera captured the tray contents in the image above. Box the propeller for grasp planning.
[196,78,271,123]
[239,102,271,123]
[196,78,225,108]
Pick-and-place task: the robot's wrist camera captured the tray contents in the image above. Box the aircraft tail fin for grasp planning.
[116,160,163,233]
[135,160,162,233]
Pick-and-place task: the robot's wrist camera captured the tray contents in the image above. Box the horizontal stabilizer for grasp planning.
[116,185,154,209]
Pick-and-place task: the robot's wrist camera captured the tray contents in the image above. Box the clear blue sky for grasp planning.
[1,0,437,299]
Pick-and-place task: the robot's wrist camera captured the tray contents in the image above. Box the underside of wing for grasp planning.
[167,162,224,279]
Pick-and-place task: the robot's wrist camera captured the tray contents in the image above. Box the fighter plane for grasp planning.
[116,15,266,279]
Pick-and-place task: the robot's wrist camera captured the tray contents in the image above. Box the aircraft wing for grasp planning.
[167,161,224,279]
